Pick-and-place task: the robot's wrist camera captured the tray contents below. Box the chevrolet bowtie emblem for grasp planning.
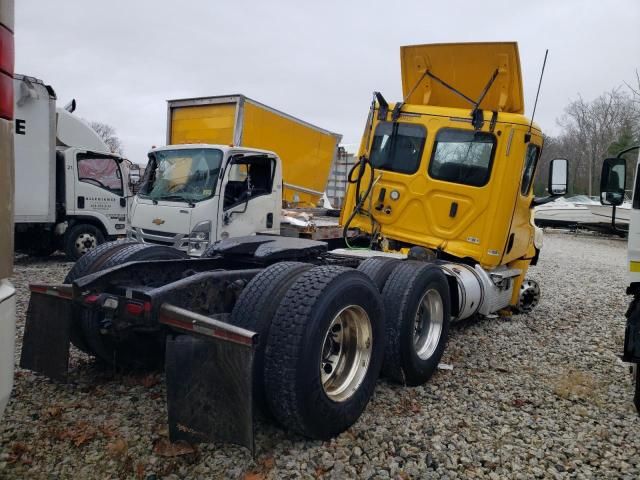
[152,218,165,225]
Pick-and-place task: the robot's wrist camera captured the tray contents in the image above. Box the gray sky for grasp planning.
[15,0,640,163]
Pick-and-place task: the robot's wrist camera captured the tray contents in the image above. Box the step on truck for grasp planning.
[127,95,343,255]
[599,145,640,412]
[13,75,130,260]
[21,42,568,452]
[0,0,15,417]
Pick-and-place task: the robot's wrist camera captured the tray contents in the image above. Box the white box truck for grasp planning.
[128,95,343,256]
[0,0,15,417]
[13,75,130,260]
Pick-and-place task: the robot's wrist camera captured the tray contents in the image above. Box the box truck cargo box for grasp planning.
[166,95,341,207]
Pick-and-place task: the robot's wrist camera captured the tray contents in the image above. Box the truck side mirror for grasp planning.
[548,158,568,196]
[600,157,626,206]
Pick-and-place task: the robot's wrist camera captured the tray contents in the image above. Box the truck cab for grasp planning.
[13,75,130,259]
[341,42,562,309]
[129,145,283,256]
[599,146,640,411]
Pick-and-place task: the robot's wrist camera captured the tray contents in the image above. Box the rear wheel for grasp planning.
[64,240,136,353]
[64,223,105,261]
[229,261,313,409]
[264,266,384,439]
[79,244,187,370]
[357,257,402,291]
[381,261,451,386]
[64,240,136,283]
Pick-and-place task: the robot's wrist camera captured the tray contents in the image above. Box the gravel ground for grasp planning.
[1,232,639,479]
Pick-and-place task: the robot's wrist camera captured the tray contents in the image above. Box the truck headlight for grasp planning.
[188,221,211,256]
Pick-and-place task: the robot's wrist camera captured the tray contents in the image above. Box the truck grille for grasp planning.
[137,228,188,249]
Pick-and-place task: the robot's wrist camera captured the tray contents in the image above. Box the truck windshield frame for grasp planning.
[139,148,223,203]
[368,121,427,174]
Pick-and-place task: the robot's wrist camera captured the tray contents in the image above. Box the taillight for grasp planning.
[125,301,151,316]
[0,23,14,120]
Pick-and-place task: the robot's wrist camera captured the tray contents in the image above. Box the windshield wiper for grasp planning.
[153,195,196,207]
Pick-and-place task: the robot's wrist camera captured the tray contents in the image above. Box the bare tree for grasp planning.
[556,88,639,196]
[88,121,124,156]
[625,69,640,105]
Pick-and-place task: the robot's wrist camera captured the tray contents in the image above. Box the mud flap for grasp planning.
[20,287,74,382]
[161,304,257,454]
[635,365,640,414]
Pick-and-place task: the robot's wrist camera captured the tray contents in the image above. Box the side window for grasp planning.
[428,129,496,187]
[369,122,426,174]
[77,155,123,195]
[223,156,275,209]
[520,144,540,195]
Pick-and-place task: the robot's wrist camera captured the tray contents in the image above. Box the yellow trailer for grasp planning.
[167,95,342,207]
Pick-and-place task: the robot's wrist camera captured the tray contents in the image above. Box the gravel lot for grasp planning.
[1,232,639,479]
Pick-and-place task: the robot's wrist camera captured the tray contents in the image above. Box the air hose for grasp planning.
[342,156,378,249]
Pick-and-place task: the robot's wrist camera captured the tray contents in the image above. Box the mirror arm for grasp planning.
[531,194,563,207]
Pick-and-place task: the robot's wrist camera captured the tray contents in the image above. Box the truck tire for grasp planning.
[264,266,384,439]
[64,240,136,283]
[63,240,137,354]
[357,257,402,291]
[79,244,187,369]
[229,261,313,409]
[64,223,105,261]
[381,261,451,386]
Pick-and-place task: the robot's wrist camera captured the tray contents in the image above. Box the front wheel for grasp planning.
[64,223,105,261]
[264,266,385,439]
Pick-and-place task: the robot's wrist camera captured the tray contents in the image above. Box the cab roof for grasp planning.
[400,42,525,114]
[150,144,278,157]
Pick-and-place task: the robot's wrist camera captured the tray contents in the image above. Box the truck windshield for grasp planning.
[140,148,223,203]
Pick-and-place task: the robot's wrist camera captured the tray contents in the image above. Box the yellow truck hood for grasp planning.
[400,42,524,114]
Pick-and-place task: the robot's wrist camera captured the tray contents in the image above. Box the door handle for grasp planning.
[449,202,458,218]
[77,196,85,209]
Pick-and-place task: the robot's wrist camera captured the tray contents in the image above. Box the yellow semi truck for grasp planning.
[21,42,567,452]
[167,94,341,207]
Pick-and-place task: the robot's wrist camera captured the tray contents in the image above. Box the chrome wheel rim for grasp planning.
[320,305,372,402]
[75,232,97,255]
[413,289,444,360]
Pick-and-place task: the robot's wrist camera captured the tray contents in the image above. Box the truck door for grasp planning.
[501,139,542,264]
[72,152,127,235]
[217,155,281,239]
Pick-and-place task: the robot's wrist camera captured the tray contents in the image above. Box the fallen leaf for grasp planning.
[135,462,145,480]
[260,456,275,470]
[45,406,63,418]
[141,373,161,388]
[99,422,119,439]
[243,473,265,480]
[107,437,128,458]
[124,373,161,388]
[512,398,526,408]
[153,438,195,457]
[73,429,96,447]
[7,442,31,465]
[54,421,97,448]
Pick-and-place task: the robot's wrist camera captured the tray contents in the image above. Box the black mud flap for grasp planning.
[162,304,257,454]
[20,285,74,382]
[635,365,640,414]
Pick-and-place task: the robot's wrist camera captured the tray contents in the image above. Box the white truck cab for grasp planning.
[129,145,283,256]
[599,145,640,412]
[14,75,130,259]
